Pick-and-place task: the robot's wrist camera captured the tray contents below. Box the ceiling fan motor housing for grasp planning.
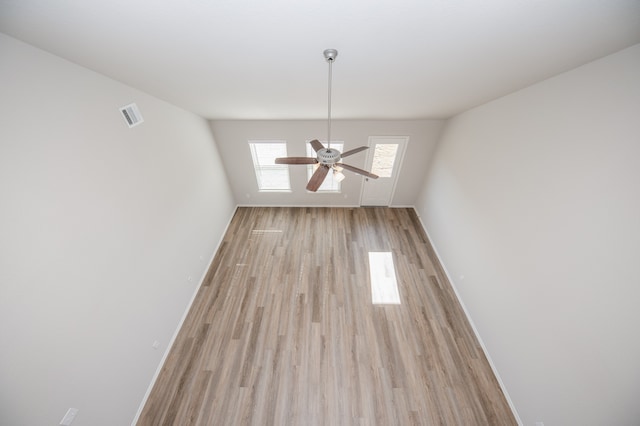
[317,148,341,165]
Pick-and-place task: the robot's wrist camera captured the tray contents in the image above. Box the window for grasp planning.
[370,144,399,178]
[306,141,344,192]
[249,141,291,191]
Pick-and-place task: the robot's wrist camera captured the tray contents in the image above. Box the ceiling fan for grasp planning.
[275,49,379,192]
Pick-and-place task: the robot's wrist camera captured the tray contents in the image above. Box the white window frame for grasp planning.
[249,140,291,192]
[306,141,344,192]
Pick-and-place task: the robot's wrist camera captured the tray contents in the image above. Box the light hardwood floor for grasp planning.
[138,207,516,425]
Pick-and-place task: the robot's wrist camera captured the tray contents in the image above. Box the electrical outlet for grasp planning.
[60,408,79,425]
[535,422,545,426]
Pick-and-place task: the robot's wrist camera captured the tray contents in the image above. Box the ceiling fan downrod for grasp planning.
[324,49,337,150]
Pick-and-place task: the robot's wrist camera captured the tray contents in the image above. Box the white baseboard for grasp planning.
[130,205,239,425]
[411,207,523,426]
[236,203,362,208]
[236,204,415,208]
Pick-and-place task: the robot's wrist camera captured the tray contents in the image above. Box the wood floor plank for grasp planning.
[138,207,516,425]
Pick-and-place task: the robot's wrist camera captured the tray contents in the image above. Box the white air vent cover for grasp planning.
[119,103,144,128]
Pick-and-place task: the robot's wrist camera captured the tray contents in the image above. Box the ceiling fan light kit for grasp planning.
[274,49,379,192]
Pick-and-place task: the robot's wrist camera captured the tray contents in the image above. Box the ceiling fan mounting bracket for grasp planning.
[323,49,338,62]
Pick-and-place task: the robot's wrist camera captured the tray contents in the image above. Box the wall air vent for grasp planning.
[119,103,144,128]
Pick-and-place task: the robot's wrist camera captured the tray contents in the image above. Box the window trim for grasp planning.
[248,140,291,192]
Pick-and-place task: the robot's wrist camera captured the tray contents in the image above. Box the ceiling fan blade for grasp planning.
[340,146,369,158]
[306,164,330,192]
[337,163,379,179]
[309,139,325,153]
[275,157,318,165]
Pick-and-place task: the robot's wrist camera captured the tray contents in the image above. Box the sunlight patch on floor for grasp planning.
[251,229,283,234]
[368,252,401,304]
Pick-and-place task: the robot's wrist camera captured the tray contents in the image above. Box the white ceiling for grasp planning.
[1,0,639,120]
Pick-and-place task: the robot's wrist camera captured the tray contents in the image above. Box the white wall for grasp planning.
[0,34,235,426]
[415,44,640,425]
[211,119,443,206]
